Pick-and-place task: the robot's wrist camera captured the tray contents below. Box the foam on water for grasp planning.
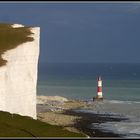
[107,99,140,104]
[76,99,140,137]
[83,99,140,118]
[92,121,140,137]
[38,63,140,137]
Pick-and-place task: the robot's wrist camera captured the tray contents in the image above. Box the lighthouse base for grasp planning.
[93,96,103,102]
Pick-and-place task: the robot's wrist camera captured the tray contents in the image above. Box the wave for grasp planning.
[74,107,140,137]
[37,95,140,137]
[105,99,140,104]
[87,99,140,104]
[91,121,140,138]
[77,99,140,137]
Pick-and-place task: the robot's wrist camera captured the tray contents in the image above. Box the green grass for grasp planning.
[0,111,85,137]
[0,23,34,66]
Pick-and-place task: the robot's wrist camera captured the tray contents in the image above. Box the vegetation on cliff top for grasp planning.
[0,23,34,66]
[0,111,85,137]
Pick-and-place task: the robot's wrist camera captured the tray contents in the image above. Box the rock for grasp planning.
[37,96,69,105]
[0,24,40,119]
[38,112,81,130]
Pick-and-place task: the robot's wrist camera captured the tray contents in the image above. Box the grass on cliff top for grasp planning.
[0,23,34,66]
[0,111,85,137]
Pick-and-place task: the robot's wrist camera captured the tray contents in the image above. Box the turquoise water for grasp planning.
[37,63,140,137]
[37,63,140,101]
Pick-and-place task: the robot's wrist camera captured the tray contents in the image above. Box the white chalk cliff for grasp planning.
[0,24,40,119]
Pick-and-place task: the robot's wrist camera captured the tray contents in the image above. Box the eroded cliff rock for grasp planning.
[0,24,40,119]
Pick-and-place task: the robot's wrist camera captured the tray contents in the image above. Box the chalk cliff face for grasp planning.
[0,24,40,119]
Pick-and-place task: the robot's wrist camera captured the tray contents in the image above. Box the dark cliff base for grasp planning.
[64,110,128,138]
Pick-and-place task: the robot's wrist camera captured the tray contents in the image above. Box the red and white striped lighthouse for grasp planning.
[97,76,103,99]
[93,76,103,101]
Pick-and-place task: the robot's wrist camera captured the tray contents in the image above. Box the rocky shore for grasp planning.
[37,96,86,134]
[37,96,127,138]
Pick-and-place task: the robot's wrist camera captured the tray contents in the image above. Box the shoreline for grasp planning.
[63,109,128,138]
[37,96,128,138]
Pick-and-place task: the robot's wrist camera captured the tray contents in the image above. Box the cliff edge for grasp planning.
[0,23,40,119]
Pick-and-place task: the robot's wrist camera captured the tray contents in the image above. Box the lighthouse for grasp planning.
[93,76,103,101]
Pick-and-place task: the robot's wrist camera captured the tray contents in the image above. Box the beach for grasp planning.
[37,96,86,135]
[37,96,128,138]
[37,63,140,138]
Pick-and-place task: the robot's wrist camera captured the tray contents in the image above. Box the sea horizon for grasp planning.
[37,62,140,101]
[37,62,140,137]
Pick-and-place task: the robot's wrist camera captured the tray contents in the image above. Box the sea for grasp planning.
[37,63,140,138]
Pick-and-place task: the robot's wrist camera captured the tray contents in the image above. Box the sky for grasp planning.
[0,2,140,63]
